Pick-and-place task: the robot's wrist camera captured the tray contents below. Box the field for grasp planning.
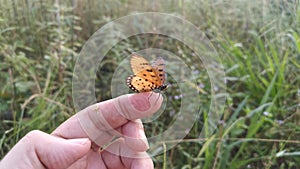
[0,0,299,168]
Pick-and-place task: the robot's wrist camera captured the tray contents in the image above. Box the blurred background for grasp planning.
[0,0,299,168]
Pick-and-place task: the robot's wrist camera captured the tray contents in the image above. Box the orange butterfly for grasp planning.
[126,54,168,93]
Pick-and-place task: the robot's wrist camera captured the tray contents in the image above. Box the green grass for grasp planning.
[1,0,300,168]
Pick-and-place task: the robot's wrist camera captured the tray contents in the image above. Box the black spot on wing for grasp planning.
[146,69,153,72]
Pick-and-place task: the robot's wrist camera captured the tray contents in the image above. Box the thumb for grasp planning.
[35,132,91,169]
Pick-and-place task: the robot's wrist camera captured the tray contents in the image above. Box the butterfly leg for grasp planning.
[154,92,162,105]
[148,91,154,99]
[147,91,161,105]
[147,91,154,104]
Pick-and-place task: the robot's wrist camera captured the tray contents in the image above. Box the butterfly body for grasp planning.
[153,84,168,93]
[126,54,168,93]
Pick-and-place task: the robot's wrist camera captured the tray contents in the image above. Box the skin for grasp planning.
[0,93,162,169]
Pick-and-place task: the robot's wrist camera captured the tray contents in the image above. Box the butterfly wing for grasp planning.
[152,57,166,85]
[130,54,151,74]
[126,74,157,93]
[126,55,167,93]
[130,54,163,85]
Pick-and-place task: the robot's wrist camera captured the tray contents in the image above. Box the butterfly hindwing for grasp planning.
[126,75,157,93]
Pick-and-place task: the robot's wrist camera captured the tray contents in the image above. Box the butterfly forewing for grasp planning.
[130,54,152,74]
[152,57,166,85]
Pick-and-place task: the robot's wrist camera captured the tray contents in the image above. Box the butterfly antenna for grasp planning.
[168,80,186,87]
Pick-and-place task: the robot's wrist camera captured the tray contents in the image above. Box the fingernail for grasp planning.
[131,93,151,111]
[68,138,90,145]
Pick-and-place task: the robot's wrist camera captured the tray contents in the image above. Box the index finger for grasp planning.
[52,93,162,142]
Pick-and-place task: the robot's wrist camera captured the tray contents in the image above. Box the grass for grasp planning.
[0,0,300,168]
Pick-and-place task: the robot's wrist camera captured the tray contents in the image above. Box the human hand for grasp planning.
[0,93,162,169]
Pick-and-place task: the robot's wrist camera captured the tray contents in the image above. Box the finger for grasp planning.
[121,119,149,152]
[52,93,162,147]
[35,131,91,169]
[101,138,153,169]
[1,130,91,169]
[0,130,46,169]
[66,149,108,169]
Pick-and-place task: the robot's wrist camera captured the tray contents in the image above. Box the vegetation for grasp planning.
[0,0,299,168]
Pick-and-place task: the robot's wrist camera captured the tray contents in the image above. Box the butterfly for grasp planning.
[126,54,168,93]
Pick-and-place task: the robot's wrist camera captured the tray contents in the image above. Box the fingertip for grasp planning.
[147,92,163,108]
[130,93,152,111]
[24,131,91,169]
[122,119,149,151]
[131,156,154,169]
[103,138,154,168]
[129,92,163,113]
[115,93,163,120]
